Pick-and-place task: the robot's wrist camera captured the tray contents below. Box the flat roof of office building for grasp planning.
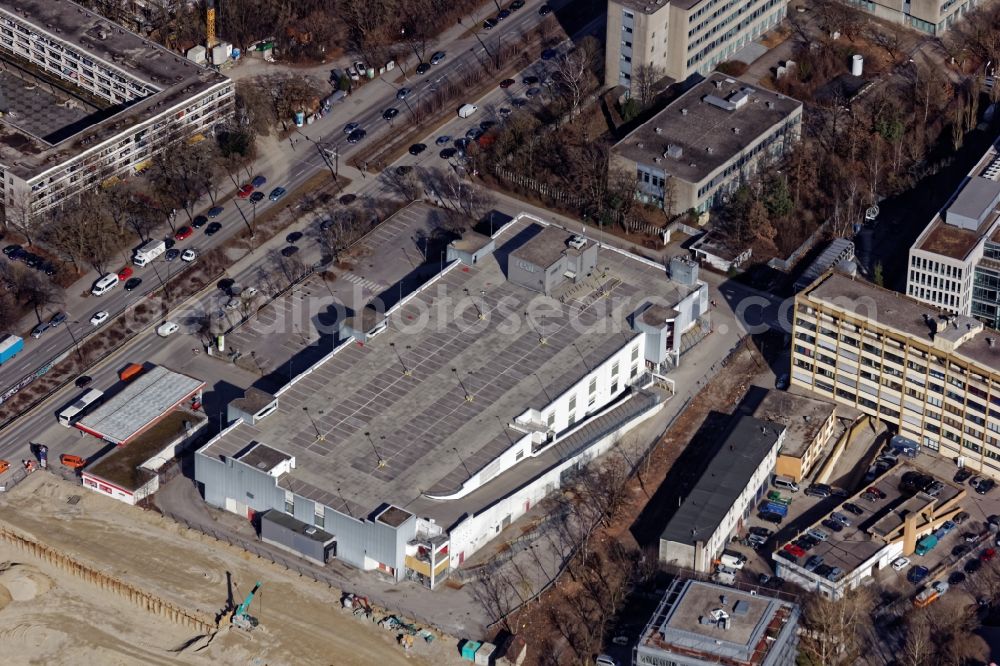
[802,271,1000,374]
[660,415,784,546]
[0,0,229,179]
[638,578,799,665]
[201,214,693,527]
[613,73,801,184]
[752,390,835,459]
[78,365,205,444]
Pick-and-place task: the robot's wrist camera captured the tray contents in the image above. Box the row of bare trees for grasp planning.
[472,438,653,664]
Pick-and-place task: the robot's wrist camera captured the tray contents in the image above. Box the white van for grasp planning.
[720,551,746,570]
[458,103,478,118]
[773,475,799,492]
[91,273,119,296]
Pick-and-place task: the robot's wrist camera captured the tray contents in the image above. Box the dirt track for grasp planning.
[0,473,461,665]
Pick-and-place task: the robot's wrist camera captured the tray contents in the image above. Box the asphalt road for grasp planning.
[0,0,560,391]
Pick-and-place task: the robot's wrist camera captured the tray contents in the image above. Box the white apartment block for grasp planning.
[0,0,233,220]
[793,271,1000,480]
[844,0,981,35]
[605,0,788,90]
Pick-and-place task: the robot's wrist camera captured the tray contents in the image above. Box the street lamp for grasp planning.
[66,321,84,363]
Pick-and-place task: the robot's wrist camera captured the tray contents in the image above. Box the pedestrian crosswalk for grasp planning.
[341,272,385,293]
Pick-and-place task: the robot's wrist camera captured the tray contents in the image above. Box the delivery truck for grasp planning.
[0,334,24,365]
[133,239,166,267]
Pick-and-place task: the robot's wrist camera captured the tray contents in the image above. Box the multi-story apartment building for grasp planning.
[604,0,788,90]
[793,271,1000,480]
[611,73,801,213]
[906,143,1000,327]
[0,0,233,221]
[844,0,981,35]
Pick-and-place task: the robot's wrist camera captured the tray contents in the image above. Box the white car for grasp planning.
[156,321,180,337]
[181,249,197,262]
[90,311,109,326]
[243,287,259,299]
[891,557,910,571]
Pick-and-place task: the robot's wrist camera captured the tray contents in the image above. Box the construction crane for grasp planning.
[206,0,218,49]
[231,581,261,631]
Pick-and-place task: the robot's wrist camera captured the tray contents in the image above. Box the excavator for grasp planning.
[231,581,262,631]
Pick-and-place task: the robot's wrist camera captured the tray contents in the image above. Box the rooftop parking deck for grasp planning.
[201,215,695,525]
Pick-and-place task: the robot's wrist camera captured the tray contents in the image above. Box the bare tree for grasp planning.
[4,189,37,246]
[632,63,665,108]
[798,588,874,666]
[471,566,519,633]
[552,36,601,120]
[899,611,936,666]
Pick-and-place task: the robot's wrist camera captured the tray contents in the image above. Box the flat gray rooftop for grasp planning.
[79,365,205,444]
[639,579,796,665]
[510,224,584,267]
[804,272,1000,373]
[0,69,98,143]
[661,415,783,545]
[201,215,692,525]
[752,390,835,458]
[0,0,229,178]
[613,73,801,184]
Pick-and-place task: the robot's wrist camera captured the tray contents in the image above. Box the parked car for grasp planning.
[783,543,806,558]
[118,266,133,281]
[2,244,21,256]
[124,277,142,291]
[843,503,864,516]
[954,511,971,525]
[430,51,447,65]
[953,544,971,558]
[249,191,265,204]
[416,62,431,75]
[749,526,773,538]
[977,478,997,495]
[237,184,253,199]
[821,518,844,533]
[830,512,851,526]
[75,375,92,388]
[90,311,110,326]
[207,206,224,218]
[280,245,299,257]
[538,3,552,14]
[49,312,67,327]
[954,468,974,483]
[30,322,50,338]
[949,571,967,585]
[759,511,783,525]
[806,483,832,498]
[205,222,222,236]
[867,486,887,499]
[268,187,287,201]
[396,87,411,100]
[966,559,984,574]
[982,548,997,563]
[181,249,197,262]
[891,557,910,571]
[251,175,267,189]
[346,129,366,144]
[908,565,930,584]
[174,226,193,241]
[483,17,497,29]
[156,321,180,337]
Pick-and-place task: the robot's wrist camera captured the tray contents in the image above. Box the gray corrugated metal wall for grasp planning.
[196,452,413,578]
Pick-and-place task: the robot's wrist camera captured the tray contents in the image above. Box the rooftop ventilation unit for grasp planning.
[666,144,683,158]
[766,100,774,109]
[706,146,713,153]
[681,108,688,115]
[568,235,586,250]
[654,127,662,133]
[733,127,740,134]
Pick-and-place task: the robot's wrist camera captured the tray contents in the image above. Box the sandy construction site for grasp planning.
[0,473,462,665]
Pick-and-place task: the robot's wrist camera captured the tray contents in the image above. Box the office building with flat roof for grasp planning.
[605,0,788,91]
[751,390,837,483]
[793,270,1000,480]
[611,73,801,214]
[659,414,785,572]
[906,143,1000,330]
[0,0,233,221]
[196,214,710,586]
[843,0,981,35]
[634,577,800,666]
